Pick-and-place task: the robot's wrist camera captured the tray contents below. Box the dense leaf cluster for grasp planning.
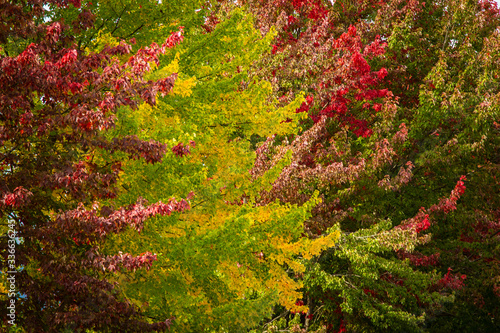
[1,0,499,332]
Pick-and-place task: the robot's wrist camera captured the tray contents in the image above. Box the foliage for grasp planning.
[216,0,500,331]
[100,7,342,332]
[0,0,193,331]
[1,0,340,332]
[2,0,499,332]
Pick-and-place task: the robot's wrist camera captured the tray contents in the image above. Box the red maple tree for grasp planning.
[0,1,188,331]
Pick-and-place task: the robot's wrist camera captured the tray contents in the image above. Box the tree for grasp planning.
[213,0,500,331]
[0,0,191,331]
[387,1,500,330]
[1,1,340,332]
[3,0,499,332]
[99,7,342,332]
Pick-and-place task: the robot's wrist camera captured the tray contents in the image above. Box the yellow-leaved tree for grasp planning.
[100,7,340,332]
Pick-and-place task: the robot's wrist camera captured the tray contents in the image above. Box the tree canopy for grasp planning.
[1,0,499,332]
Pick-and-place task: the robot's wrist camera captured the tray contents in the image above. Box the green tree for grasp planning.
[102,7,343,332]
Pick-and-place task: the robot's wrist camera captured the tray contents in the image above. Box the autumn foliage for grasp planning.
[239,0,500,331]
[1,0,188,331]
[1,0,500,332]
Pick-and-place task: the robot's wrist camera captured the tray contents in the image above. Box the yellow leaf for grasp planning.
[171,76,197,97]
